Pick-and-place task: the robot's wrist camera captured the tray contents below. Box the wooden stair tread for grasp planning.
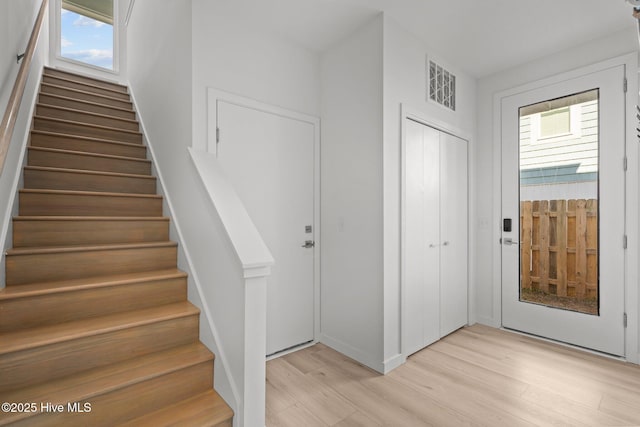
[13,215,169,222]
[20,188,162,199]
[6,240,177,256]
[24,165,156,180]
[121,390,233,427]
[0,268,185,299]
[0,342,213,426]
[37,103,139,125]
[38,91,134,114]
[30,130,145,149]
[28,146,150,164]
[0,301,199,355]
[42,74,129,98]
[44,66,129,92]
[39,82,133,108]
[34,115,143,137]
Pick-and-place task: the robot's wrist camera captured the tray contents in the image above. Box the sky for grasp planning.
[60,8,113,70]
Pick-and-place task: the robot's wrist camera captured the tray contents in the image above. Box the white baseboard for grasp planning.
[320,334,384,374]
[383,353,406,373]
[477,315,500,328]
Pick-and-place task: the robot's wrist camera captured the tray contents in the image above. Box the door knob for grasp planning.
[301,240,315,249]
[503,237,519,246]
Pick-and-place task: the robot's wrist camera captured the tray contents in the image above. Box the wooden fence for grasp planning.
[520,199,597,299]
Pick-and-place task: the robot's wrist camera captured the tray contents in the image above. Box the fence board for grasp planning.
[539,200,550,293]
[575,199,587,298]
[521,201,532,290]
[556,200,568,297]
[586,199,598,299]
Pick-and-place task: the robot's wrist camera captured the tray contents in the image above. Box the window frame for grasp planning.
[51,0,120,75]
[528,103,582,144]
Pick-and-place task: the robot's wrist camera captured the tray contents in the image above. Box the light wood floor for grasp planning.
[266,324,640,426]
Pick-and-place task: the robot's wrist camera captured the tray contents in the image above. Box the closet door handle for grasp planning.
[429,242,450,248]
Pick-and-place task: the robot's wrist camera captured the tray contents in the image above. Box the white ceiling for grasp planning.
[224,0,637,78]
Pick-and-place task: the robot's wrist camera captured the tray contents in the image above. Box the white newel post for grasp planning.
[242,266,270,427]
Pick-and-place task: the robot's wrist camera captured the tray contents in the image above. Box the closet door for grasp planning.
[404,118,469,356]
[404,120,440,356]
[439,132,468,337]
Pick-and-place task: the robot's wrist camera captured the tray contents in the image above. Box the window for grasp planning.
[58,0,115,71]
[540,107,570,138]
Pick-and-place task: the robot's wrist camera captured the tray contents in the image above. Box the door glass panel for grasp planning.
[519,89,599,315]
[60,0,114,70]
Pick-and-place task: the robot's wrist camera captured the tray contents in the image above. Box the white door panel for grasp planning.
[440,132,468,337]
[217,100,315,356]
[404,121,440,355]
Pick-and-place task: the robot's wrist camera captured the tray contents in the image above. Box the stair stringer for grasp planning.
[127,89,241,422]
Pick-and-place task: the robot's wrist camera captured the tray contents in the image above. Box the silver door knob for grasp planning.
[301,240,315,248]
[503,237,519,246]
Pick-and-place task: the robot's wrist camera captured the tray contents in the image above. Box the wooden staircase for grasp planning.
[0,67,233,426]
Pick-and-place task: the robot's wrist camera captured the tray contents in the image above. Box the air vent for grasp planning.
[427,59,456,111]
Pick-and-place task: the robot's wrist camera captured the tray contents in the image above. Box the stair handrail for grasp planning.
[0,0,49,176]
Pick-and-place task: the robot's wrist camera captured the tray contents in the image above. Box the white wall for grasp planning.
[191,0,321,152]
[125,0,244,419]
[128,1,324,422]
[320,15,385,372]
[0,0,49,287]
[0,0,39,108]
[382,16,477,366]
[475,28,639,362]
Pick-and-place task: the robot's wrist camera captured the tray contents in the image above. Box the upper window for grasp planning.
[59,0,114,70]
[540,107,570,138]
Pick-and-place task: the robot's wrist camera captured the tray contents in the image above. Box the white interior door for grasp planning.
[501,65,626,356]
[404,118,468,356]
[216,99,316,356]
[405,120,441,355]
[440,131,468,337]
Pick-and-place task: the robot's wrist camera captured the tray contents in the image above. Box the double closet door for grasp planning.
[404,119,468,356]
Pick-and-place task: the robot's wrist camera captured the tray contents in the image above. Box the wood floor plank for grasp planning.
[267,358,356,425]
[599,393,640,424]
[404,354,588,427]
[306,363,431,426]
[332,411,382,427]
[431,338,605,408]
[266,403,327,427]
[461,326,640,392]
[266,376,297,414]
[266,325,640,427]
[521,386,629,426]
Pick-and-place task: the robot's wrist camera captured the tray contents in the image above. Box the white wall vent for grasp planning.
[427,59,456,111]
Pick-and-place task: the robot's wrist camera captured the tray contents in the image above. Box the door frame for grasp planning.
[492,54,639,363]
[400,104,472,360]
[207,88,321,353]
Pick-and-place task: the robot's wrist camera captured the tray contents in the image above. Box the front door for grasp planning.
[501,65,626,356]
[215,98,317,356]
